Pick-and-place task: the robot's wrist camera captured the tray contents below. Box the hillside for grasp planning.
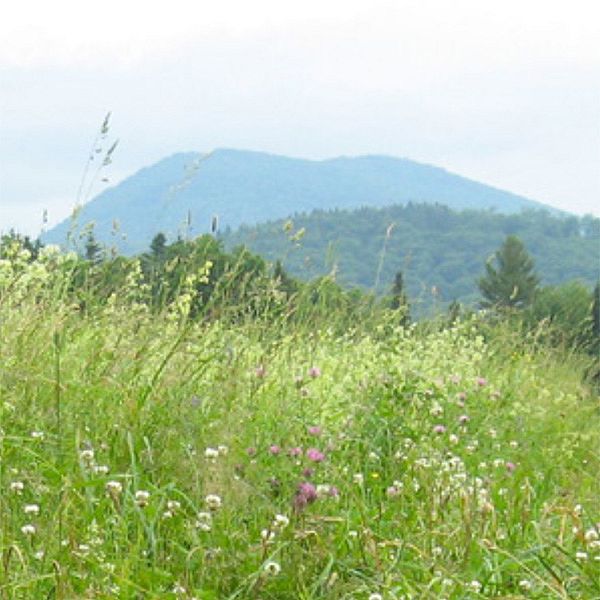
[42,149,553,254]
[223,203,599,307]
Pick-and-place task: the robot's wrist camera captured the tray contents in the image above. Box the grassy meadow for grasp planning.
[0,244,598,599]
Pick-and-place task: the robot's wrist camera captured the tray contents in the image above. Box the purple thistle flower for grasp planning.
[269,445,281,455]
[506,461,517,473]
[288,446,303,457]
[308,425,322,436]
[476,377,488,387]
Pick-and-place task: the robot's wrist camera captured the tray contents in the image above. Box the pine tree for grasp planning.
[478,235,539,309]
[389,270,410,324]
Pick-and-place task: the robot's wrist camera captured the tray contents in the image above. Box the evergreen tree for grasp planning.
[389,270,410,324]
[478,235,539,309]
[150,232,167,259]
[84,231,103,264]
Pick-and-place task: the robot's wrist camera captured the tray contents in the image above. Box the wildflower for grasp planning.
[263,560,281,576]
[458,414,470,425]
[306,448,325,462]
[21,524,36,536]
[135,490,150,507]
[509,440,519,448]
[468,580,482,592]
[273,514,290,529]
[302,467,314,478]
[10,481,24,494]
[476,377,487,387]
[204,447,219,460]
[308,425,322,436]
[308,366,321,378]
[433,424,446,435]
[106,480,123,495]
[172,583,187,595]
[167,500,181,512]
[205,494,222,511]
[294,481,318,511]
[261,528,275,541]
[269,445,281,455]
[449,434,459,445]
[353,473,364,485]
[506,461,516,473]
[585,528,599,542]
[195,511,212,531]
[93,465,110,475]
[23,504,40,515]
[430,403,443,417]
[386,485,400,498]
[30,431,45,439]
[369,594,383,600]
[80,449,95,462]
[288,446,302,457]
[217,445,228,456]
[519,580,532,591]
[575,551,588,561]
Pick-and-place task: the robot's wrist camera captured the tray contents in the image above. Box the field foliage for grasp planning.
[0,244,598,599]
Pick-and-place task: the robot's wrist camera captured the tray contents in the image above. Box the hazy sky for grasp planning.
[1,0,599,236]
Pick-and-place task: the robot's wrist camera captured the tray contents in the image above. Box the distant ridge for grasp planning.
[43,148,555,254]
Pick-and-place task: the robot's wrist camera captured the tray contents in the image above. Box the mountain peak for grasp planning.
[43,149,552,254]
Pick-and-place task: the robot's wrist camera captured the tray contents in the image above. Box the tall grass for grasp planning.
[0,245,598,598]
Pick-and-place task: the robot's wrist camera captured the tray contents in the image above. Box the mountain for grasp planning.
[43,148,554,254]
[223,203,599,309]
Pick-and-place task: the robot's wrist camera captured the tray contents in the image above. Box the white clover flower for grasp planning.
[205,494,222,510]
[509,440,519,448]
[106,480,123,495]
[10,481,24,494]
[93,465,110,475]
[519,580,532,591]
[195,511,212,531]
[368,594,383,600]
[468,580,482,592]
[260,529,275,541]
[263,561,281,576]
[573,504,583,516]
[449,434,459,445]
[135,490,150,507]
[273,514,290,529]
[23,504,40,515]
[172,583,187,595]
[575,551,588,561]
[30,431,45,440]
[80,449,95,462]
[217,445,229,456]
[21,524,36,536]
[167,500,181,512]
[204,447,219,460]
[316,484,332,498]
[353,473,364,485]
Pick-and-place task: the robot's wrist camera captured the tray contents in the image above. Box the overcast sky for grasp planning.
[1,0,599,236]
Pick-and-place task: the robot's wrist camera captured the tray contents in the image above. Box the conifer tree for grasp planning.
[478,235,539,309]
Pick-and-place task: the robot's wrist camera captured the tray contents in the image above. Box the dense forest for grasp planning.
[223,203,599,309]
